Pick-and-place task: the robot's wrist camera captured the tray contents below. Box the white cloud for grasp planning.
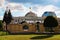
[32,5,60,17]
[7,3,24,10]
[3,2,60,18]
[0,0,60,20]
[55,10,60,17]
[5,3,29,13]
[0,0,5,7]
[0,16,3,20]
[0,0,27,12]
[32,5,55,16]
[4,2,60,18]
[53,0,60,3]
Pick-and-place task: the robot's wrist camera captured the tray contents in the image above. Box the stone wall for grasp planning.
[3,23,60,33]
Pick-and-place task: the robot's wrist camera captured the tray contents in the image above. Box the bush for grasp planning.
[0,31,9,36]
[43,16,58,32]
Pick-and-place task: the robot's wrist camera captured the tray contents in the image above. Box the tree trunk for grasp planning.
[6,24,7,35]
[50,27,54,33]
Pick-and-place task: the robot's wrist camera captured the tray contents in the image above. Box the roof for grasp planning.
[25,11,37,17]
[42,11,57,17]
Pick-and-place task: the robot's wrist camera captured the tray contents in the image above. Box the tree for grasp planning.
[43,16,58,32]
[2,11,8,24]
[2,9,12,34]
[8,9,13,24]
[0,20,2,30]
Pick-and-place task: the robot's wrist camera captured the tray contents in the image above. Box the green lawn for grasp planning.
[0,34,60,40]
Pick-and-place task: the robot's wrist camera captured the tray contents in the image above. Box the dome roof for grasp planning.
[42,11,57,17]
[42,11,56,17]
[25,11,37,17]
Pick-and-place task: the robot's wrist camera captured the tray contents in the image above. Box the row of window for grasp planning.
[13,20,44,24]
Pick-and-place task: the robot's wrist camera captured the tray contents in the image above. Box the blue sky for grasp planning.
[0,0,60,20]
[8,0,60,7]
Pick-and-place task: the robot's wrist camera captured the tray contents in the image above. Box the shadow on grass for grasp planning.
[30,34,54,40]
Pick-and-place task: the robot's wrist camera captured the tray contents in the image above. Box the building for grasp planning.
[11,11,43,24]
[3,9,60,33]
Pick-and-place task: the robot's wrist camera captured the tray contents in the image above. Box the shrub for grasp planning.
[43,16,58,32]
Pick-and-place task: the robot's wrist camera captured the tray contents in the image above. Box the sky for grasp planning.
[0,0,60,20]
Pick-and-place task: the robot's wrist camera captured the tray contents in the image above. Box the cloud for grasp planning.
[52,0,60,3]
[7,3,24,10]
[4,0,60,18]
[0,16,3,20]
[55,10,60,17]
[32,5,55,16]
[5,2,60,18]
[32,5,60,17]
[3,2,30,17]
[0,0,60,20]
[0,0,26,12]
[0,0,5,7]
[2,2,60,17]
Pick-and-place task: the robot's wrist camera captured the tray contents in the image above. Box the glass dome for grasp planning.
[42,11,57,19]
[25,11,37,17]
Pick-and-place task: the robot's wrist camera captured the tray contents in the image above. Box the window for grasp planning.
[23,25,29,31]
[36,22,40,32]
[15,20,17,22]
[14,20,18,24]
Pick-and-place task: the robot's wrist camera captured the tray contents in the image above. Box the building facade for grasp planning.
[3,11,60,33]
[11,11,43,24]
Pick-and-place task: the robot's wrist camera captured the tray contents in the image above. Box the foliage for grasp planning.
[0,20,2,30]
[2,9,13,33]
[43,16,58,27]
[0,31,9,36]
[8,9,13,24]
[2,11,8,24]
[43,16,58,32]
[2,9,12,25]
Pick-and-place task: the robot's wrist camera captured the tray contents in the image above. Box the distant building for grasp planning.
[11,11,43,24]
[3,9,60,33]
[11,11,57,24]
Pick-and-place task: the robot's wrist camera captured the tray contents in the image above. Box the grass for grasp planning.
[0,31,60,40]
[0,35,39,40]
[0,34,60,40]
[0,31,9,36]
